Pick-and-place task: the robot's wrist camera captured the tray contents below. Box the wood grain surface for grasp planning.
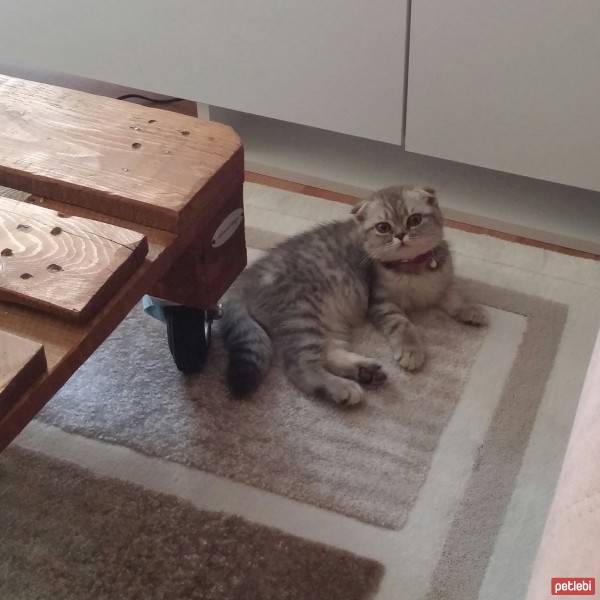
[0,185,30,202]
[151,182,246,308]
[0,330,46,409]
[0,75,241,232]
[0,156,244,450]
[0,71,245,451]
[0,196,148,322]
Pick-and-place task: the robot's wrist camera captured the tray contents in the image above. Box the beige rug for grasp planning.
[39,225,565,535]
[15,178,594,600]
[0,446,383,600]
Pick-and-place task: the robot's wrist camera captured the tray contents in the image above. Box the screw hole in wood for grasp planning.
[50,226,62,236]
[20,273,33,280]
[132,142,142,150]
[180,130,190,136]
[1,248,13,257]
[47,263,63,272]
[16,224,31,232]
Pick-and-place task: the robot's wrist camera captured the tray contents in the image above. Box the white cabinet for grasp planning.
[4,0,600,192]
[0,0,408,145]
[406,0,600,191]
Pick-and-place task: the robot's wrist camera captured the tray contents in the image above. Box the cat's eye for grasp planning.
[407,213,423,228]
[375,222,392,234]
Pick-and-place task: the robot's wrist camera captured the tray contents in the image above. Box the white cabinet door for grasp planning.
[0,0,407,145]
[406,0,600,191]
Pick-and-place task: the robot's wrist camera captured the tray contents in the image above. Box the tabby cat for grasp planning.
[222,185,486,406]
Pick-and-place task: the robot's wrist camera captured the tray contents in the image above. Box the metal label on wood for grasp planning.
[211,208,243,248]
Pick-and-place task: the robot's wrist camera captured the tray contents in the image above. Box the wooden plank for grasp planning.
[0,196,148,322]
[0,74,241,232]
[0,185,30,202]
[0,331,46,408]
[151,183,247,307]
[0,162,244,451]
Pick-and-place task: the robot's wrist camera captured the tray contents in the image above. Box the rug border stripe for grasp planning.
[425,281,567,600]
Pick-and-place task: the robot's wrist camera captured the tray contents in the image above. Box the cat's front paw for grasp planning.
[456,304,487,327]
[396,347,426,371]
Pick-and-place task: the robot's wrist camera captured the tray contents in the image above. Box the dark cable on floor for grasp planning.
[116,93,184,104]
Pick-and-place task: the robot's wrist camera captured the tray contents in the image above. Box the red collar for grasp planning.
[380,250,438,273]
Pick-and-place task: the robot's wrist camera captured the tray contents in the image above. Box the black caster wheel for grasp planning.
[164,306,216,374]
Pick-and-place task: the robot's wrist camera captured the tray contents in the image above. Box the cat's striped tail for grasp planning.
[221,301,272,397]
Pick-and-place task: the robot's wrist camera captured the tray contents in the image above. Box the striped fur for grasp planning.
[221,302,272,397]
[222,185,486,405]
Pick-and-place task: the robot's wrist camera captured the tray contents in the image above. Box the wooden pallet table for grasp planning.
[0,75,246,451]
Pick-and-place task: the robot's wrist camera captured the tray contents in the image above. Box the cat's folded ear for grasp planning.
[350,199,368,221]
[421,187,438,206]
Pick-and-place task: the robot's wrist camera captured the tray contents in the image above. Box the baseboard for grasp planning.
[211,107,600,255]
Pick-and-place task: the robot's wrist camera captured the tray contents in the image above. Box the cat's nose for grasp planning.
[395,232,407,244]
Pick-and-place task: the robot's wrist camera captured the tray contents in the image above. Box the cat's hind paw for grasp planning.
[356,361,388,386]
[456,304,487,327]
[315,378,365,407]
